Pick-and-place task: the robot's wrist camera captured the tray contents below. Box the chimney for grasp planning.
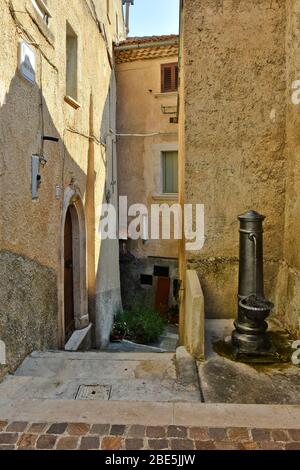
[122,0,134,36]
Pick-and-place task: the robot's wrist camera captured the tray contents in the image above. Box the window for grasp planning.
[66,23,78,101]
[140,275,153,286]
[31,0,51,25]
[162,151,178,194]
[154,266,170,278]
[161,63,178,93]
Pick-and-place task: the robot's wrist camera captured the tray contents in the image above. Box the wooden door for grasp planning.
[64,208,75,342]
[155,277,171,315]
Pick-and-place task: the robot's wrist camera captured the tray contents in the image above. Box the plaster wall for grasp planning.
[275,0,300,338]
[0,0,125,369]
[180,0,287,321]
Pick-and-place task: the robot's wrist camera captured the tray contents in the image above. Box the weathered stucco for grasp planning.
[116,51,179,259]
[0,251,58,370]
[116,42,179,312]
[275,0,300,337]
[180,0,287,324]
[0,0,125,370]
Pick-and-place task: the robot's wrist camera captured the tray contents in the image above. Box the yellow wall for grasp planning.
[116,54,179,259]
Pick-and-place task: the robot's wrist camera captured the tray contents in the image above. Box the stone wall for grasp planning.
[0,251,58,370]
[184,270,204,360]
[180,0,287,320]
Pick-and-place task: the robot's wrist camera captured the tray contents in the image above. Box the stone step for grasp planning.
[1,349,201,403]
[0,398,299,430]
[0,373,200,402]
[15,351,176,381]
[29,350,175,361]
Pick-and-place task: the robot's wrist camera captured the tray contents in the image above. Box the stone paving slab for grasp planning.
[200,320,300,404]
[0,421,300,450]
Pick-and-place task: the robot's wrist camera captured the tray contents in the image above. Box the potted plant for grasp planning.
[110,317,127,342]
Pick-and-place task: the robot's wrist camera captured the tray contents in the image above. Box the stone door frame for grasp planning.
[58,186,89,348]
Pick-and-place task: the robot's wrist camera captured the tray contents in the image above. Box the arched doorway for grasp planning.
[59,187,89,348]
[64,207,75,342]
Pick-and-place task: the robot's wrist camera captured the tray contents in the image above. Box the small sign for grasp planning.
[19,41,36,84]
[55,184,61,199]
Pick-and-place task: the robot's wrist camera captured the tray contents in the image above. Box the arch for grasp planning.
[58,186,89,347]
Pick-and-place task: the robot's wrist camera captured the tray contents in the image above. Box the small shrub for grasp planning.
[115,305,167,344]
[110,314,128,342]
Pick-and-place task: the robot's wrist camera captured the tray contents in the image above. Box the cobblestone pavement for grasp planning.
[0,421,300,450]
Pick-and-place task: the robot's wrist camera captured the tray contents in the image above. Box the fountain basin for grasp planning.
[239,295,273,322]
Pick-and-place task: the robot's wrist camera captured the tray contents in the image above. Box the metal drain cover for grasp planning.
[75,385,111,400]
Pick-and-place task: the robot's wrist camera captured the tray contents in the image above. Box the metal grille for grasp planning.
[75,385,111,401]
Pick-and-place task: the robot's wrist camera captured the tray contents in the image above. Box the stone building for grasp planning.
[0,0,126,374]
[115,35,180,313]
[179,0,300,345]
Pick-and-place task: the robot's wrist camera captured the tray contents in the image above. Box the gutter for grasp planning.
[114,38,179,52]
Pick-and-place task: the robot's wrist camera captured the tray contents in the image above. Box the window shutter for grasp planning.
[175,65,179,90]
[162,65,172,92]
[161,63,179,93]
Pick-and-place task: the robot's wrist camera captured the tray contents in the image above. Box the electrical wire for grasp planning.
[114,132,178,137]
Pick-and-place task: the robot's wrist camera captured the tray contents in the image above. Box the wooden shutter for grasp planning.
[161,63,179,93]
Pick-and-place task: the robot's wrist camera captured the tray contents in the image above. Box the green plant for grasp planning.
[110,312,127,341]
[122,304,167,344]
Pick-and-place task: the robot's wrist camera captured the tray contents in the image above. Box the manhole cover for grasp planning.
[75,385,111,400]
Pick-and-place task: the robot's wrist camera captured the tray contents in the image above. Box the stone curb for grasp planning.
[0,400,300,429]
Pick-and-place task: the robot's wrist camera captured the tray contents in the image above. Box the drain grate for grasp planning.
[75,384,112,400]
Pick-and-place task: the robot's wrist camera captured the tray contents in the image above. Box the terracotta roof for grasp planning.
[119,34,179,46]
[115,35,179,64]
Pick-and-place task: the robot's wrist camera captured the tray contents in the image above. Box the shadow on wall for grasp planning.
[0,67,120,372]
[94,83,122,349]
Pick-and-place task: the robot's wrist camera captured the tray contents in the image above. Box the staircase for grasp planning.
[0,349,201,404]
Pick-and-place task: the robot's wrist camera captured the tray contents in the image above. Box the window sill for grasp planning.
[154,92,178,99]
[64,96,81,109]
[152,193,179,201]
